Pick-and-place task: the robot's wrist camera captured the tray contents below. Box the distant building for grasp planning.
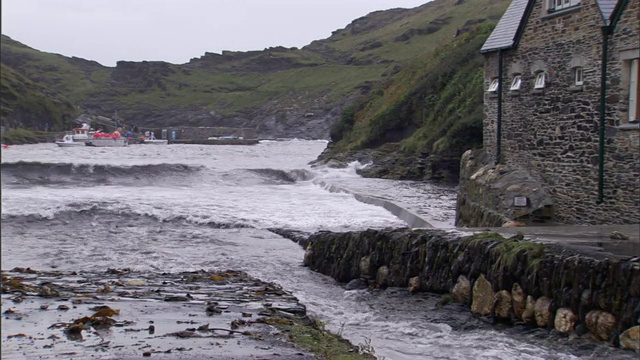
[481,0,639,224]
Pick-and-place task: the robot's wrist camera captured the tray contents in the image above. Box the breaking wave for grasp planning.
[0,161,205,186]
[245,168,315,183]
[0,161,316,187]
[0,203,253,230]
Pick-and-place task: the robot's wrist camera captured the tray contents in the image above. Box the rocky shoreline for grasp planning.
[1,267,374,359]
[287,228,640,354]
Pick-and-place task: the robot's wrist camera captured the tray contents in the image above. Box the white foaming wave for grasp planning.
[311,160,369,180]
[340,318,579,360]
[1,182,405,231]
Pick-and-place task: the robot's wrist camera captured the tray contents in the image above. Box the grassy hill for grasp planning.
[1,0,508,144]
[317,22,494,181]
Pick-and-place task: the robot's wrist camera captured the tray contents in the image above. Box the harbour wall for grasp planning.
[300,228,640,350]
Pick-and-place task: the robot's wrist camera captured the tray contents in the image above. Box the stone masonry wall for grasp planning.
[482,0,640,224]
[302,228,640,349]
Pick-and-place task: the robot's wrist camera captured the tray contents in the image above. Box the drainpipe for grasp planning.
[496,50,504,165]
[598,26,610,204]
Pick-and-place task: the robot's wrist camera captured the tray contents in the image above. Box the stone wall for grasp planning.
[481,0,640,224]
[302,228,640,350]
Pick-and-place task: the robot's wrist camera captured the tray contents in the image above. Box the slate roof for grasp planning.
[480,0,530,53]
[595,0,619,23]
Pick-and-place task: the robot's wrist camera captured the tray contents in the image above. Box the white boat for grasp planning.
[55,133,85,147]
[141,131,168,145]
[70,123,93,143]
[85,132,128,147]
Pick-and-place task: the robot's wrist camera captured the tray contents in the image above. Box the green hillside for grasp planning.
[0,0,508,144]
[0,63,76,131]
[318,23,494,181]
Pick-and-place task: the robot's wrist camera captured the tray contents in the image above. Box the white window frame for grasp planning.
[487,78,499,92]
[574,67,584,86]
[534,72,546,89]
[510,75,522,91]
[548,0,580,11]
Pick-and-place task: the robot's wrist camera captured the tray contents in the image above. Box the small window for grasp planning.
[574,67,584,86]
[534,72,546,89]
[548,0,580,11]
[510,75,522,91]
[487,78,499,92]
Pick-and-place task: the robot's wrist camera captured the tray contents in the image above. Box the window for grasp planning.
[510,75,522,91]
[574,67,584,86]
[548,0,580,11]
[487,78,499,92]
[628,59,639,122]
[534,72,546,89]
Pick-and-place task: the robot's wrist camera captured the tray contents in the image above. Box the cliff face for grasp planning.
[0,0,509,143]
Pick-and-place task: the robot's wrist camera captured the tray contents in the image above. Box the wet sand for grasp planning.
[1,268,365,359]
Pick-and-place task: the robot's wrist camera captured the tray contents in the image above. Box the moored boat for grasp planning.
[55,134,85,147]
[70,123,93,143]
[140,131,168,145]
[85,132,128,147]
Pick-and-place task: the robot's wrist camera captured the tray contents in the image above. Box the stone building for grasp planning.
[478,0,639,224]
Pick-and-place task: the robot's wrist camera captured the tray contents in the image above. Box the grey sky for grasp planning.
[1,0,430,67]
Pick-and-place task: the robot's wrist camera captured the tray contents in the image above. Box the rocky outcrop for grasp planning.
[619,326,640,351]
[312,143,462,182]
[302,228,640,348]
[456,149,555,227]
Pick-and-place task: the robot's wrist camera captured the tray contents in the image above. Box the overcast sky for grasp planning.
[2,0,430,67]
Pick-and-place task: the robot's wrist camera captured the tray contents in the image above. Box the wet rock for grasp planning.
[451,275,470,303]
[554,308,576,334]
[39,285,60,298]
[271,304,306,316]
[619,326,640,351]
[522,296,537,325]
[534,297,552,328]
[206,305,222,314]
[57,305,70,311]
[586,310,616,341]
[303,245,313,266]
[125,279,148,286]
[609,231,630,240]
[511,283,526,320]
[376,266,389,288]
[345,278,368,290]
[408,276,420,293]
[359,256,371,276]
[164,295,189,302]
[471,274,494,316]
[502,221,526,227]
[493,290,512,319]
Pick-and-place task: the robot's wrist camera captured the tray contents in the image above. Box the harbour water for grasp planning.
[1,141,634,359]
